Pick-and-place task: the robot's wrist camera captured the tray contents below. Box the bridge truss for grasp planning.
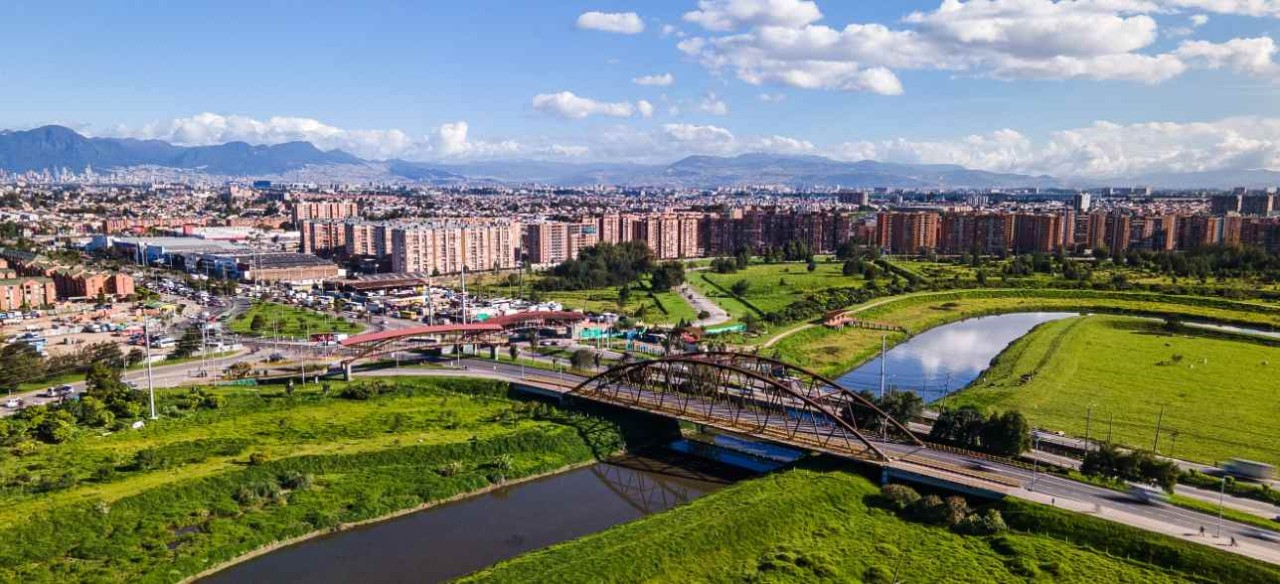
[570,353,922,463]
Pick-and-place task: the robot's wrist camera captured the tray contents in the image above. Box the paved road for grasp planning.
[679,283,730,328]
[353,359,1280,565]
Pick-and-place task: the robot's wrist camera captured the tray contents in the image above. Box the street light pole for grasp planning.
[143,318,157,420]
[1030,434,1042,491]
[1217,475,1226,538]
[1084,404,1093,452]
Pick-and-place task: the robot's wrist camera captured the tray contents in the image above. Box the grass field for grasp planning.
[475,275,699,326]
[693,261,879,315]
[770,288,1280,377]
[464,467,1279,583]
[0,377,623,582]
[948,314,1280,467]
[1168,494,1280,533]
[228,301,364,337]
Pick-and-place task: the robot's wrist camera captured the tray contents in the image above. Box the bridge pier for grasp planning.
[343,362,353,381]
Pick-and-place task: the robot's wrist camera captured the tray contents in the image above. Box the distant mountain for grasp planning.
[0,125,361,175]
[3,126,1273,189]
[538,153,1061,189]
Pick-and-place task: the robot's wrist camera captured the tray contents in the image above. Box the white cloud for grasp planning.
[672,0,1280,94]
[758,92,788,102]
[698,92,731,115]
[531,91,643,119]
[662,123,736,147]
[1191,13,1210,26]
[825,117,1280,179]
[633,73,676,86]
[1160,0,1280,17]
[112,112,422,160]
[660,24,685,38]
[433,121,522,159]
[576,11,645,34]
[684,0,824,31]
[1176,36,1280,77]
[637,99,655,118]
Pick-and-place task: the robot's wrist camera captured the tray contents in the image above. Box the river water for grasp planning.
[200,454,740,584]
[834,312,1078,402]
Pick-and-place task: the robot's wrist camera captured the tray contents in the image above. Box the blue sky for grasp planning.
[4,0,1280,177]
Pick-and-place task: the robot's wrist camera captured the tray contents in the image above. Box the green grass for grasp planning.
[0,377,625,582]
[770,288,1280,377]
[1168,494,1280,533]
[463,467,1279,583]
[696,261,878,314]
[228,301,364,338]
[950,314,1280,467]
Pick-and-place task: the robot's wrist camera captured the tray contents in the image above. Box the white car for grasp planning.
[4,398,20,409]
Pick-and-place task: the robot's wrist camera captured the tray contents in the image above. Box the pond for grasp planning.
[200,454,740,584]
[835,312,1078,402]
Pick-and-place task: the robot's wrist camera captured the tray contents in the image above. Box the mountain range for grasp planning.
[0,125,1272,189]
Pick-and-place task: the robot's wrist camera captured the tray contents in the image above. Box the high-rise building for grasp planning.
[1211,194,1243,215]
[293,201,359,223]
[876,211,939,254]
[1241,194,1275,216]
[1012,213,1062,254]
[391,221,520,275]
[300,220,346,258]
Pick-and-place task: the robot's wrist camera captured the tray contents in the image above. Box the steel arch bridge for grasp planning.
[570,352,923,463]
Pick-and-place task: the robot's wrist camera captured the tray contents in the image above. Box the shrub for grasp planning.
[880,484,921,511]
[247,452,268,466]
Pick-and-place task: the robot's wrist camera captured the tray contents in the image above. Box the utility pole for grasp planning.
[1084,404,1093,453]
[943,373,951,406]
[878,334,887,400]
[1152,404,1165,453]
[1217,475,1226,538]
[143,318,157,420]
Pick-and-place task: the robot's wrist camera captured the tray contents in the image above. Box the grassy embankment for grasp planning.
[464,467,1280,583]
[689,261,886,322]
[769,288,1280,378]
[474,273,699,326]
[948,314,1280,467]
[0,377,628,583]
[227,301,364,338]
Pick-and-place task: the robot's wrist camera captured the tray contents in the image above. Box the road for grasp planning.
[351,359,1280,565]
[679,283,730,328]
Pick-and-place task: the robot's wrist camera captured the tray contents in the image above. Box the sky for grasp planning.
[4,0,1280,178]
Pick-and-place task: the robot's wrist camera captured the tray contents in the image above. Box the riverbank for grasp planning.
[0,377,628,582]
[463,465,1280,583]
[949,314,1280,466]
[769,288,1280,378]
[183,459,599,583]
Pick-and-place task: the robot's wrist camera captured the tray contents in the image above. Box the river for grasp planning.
[835,312,1078,402]
[200,453,743,583]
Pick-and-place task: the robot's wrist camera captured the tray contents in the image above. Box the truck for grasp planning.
[1223,459,1276,481]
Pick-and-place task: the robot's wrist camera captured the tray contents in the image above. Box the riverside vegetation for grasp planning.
[464,466,1280,583]
[0,376,630,583]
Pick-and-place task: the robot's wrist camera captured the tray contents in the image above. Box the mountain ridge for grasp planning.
[0,125,1268,189]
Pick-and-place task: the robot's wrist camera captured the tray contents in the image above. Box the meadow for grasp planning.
[463,466,1279,583]
[0,377,624,583]
[228,301,364,338]
[691,260,882,317]
[949,315,1280,466]
[769,288,1280,377]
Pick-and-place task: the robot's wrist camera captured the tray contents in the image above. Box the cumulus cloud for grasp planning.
[1176,36,1280,77]
[1161,0,1280,17]
[531,91,645,119]
[433,121,522,159]
[576,11,645,34]
[112,112,422,160]
[684,0,824,31]
[826,117,1280,179]
[698,92,731,115]
[633,73,676,86]
[672,0,1280,94]
[637,99,655,118]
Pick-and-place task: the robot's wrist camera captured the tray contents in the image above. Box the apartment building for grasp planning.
[391,221,521,275]
[292,201,359,224]
[0,277,56,310]
[300,220,347,258]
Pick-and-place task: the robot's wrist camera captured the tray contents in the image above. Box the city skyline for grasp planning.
[4,0,1280,179]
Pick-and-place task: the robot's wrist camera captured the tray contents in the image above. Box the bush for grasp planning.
[880,484,921,510]
[957,508,1008,535]
[247,452,268,466]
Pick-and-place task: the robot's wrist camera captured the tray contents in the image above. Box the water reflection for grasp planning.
[836,312,1077,402]
[201,457,733,584]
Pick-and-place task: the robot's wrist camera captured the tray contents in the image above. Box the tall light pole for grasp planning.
[878,334,887,400]
[1084,404,1094,452]
[1030,434,1042,491]
[143,317,157,420]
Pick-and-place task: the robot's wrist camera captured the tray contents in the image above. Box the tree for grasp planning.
[928,406,987,449]
[731,279,750,296]
[250,314,266,331]
[617,285,632,308]
[570,348,595,370]
[0,340,45,393]
[981,410,1031,456]
[650,261,685,291]
[806,259,817,272]
[508,344,519,361]
[878,391,924,425]
[842,259,859,277]
[170,325,203,360]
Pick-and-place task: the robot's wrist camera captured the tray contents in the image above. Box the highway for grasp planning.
[5,333,1280,564]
